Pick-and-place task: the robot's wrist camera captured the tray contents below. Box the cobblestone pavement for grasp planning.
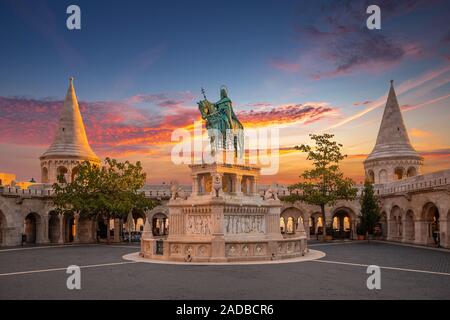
[0,241,449,299]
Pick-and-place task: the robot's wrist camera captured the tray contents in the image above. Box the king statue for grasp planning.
[197,86,244,158]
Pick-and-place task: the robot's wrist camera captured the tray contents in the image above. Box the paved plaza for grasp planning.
[0,241,449,300]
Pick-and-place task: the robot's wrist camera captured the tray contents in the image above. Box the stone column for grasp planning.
[414,220,425,245]
[73,213,80,243]
[192,175,198,196]
[58,214,64,244]
[401,217,408,243]
[235,175,243,196]
[113,218,121,243]
[439,219,447,248]
[252,177,259,195]
[38,215,50,244]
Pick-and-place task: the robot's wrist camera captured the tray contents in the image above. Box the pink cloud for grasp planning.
[269,58,300,73]
[237,103,338,127]
[0,94,339,158]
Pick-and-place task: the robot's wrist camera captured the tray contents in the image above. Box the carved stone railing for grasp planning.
[0,186,55,197]
[374,169,450,196]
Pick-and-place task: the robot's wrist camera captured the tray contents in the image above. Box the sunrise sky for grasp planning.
[0,0,449,185]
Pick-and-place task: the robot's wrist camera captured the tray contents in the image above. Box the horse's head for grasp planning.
[198,100,215,119]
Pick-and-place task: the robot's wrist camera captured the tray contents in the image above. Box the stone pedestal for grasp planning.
[141,162,307,262]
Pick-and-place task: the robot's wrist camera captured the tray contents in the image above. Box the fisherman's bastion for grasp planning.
[0,78,449,251]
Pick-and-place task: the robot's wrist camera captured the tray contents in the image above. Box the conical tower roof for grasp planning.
[365,80,422,162]
[40,77,99,162]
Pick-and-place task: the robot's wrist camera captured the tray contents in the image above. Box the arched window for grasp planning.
[379,169,387,183]
[42,167,49,183]
[333,217,338,229]
[71,166,79,182]
[56,166,68,183]
[394,167,404,180]
[367,170,374,183]
[407,167,417,178]
[344,217,350,230]
[317,217,323,227]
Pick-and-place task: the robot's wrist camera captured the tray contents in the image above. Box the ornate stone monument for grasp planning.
[140,87,307,262]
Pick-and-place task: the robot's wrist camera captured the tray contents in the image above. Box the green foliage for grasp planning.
[53,158,155,221]
[282,134,357,237]
[359,179,381,235]
[356,223,366,236]
[283,134,357,207]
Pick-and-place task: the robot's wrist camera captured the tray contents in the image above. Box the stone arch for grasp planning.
[24,212,42,244]
[71,166,79,182]
[310,212,323,236]
[280,207,306,235]
[147,206,169,237]
[421,202,440,245]
[56,166,68,182]
[152,213,168,236]
[406,167,417,178]
[394,167,405,180]
[42,167,49,183]
[367,170,375,183]
[130,209,147,232]
[379,169,387,183]
[331,207,356,239]
[404,209,415,241]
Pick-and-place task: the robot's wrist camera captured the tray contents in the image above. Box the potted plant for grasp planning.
[356,223,366,240]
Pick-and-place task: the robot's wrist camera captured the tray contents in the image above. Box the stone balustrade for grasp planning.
[0,186,55,197]
[374,169,450,196]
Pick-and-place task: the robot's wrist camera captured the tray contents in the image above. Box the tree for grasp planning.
[359,179,381,241]
[53,158,156,243]
[282,134,357,241]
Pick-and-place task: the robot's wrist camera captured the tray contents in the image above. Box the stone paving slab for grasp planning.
[0,242,449,299]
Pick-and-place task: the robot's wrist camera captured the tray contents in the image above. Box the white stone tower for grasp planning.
[39,77,100,184]
[364,80,423,184]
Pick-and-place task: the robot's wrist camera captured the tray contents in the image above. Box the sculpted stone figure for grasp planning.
[212,173,222,197]
[197,86,244,158]
[170,181,184,200]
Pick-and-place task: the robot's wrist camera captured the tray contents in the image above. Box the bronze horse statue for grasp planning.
[198,89,244,158]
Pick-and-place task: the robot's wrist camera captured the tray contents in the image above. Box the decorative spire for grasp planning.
[40,77,99,161]
[365,80,422,162]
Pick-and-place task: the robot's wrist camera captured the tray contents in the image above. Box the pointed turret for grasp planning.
[364,80,423,184]
[40,77,99,161]
[39,77,100,184]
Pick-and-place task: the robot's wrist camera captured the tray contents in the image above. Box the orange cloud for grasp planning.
[409,128,433,138]
[237,103,339,128]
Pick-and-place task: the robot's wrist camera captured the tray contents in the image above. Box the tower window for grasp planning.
[62,128,65,132]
